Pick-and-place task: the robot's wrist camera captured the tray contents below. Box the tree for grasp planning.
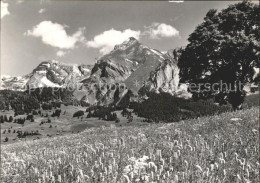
[51,109,61,117]
[128,115,133,123]
[178,1,260,109]
[32,110,38,115]
[73,110,84,118]
[26,114,34,121]
[8,116,13,122]
[121,108,128,117]
[4,115,8,122]
[115,118,120,123]
[87,111,92,118]
[0,116,4,123]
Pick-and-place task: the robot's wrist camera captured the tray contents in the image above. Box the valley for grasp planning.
[0,104,148,144]
[1,93,258,145]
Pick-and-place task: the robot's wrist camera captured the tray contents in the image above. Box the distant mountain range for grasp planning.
[1,60,93,90]
[1,37,190,105]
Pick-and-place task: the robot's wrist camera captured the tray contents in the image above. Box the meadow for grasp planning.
[1,106,259,182]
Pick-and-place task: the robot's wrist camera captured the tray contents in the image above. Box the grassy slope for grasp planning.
[1,107,259,182]
[0,105,147,144]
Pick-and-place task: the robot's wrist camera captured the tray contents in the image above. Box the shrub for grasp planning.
[51,109,62,117]
[26,114,34,121]
[42,103,53,110]
[8,116,13,122]
[115,118,120,123]
[73,110,84,118]
[132,92,232,122]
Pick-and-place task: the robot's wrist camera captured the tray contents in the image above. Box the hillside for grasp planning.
[1,107,259,182]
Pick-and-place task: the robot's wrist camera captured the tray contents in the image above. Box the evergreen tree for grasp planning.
[8,116,13,122]
[87,111,92,118]
[115,118,120,123]
[0,116,4,123]
[4,115,8,122]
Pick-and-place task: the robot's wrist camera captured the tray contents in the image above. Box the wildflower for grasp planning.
[215,162,219,169]
[196,165,203,172]
[151,171,154,180]
[58,175,62,182]
[130,172,134,180]
[230,118,242,121]
[161,158,165,166]
[184,160,188,168]
[148,161,156,169]
[156,150,162,158]
[210,163,214,171]
[174,174,179,182]
[237,174,241,180]
[187,145,193,151]
[219,157,225,164]
[204,167,209,177]
[78,169,84,178]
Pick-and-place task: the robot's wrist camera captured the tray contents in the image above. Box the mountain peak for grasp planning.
[114,37,139,51]
[40,59,64,65]
[128,37,137,41]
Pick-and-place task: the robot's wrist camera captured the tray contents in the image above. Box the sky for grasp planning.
[1,0,242,76]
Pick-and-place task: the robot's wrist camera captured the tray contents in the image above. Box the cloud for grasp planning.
[1,1,10,19]
[38,8,46,14]
[56,50,67,57]
[87,29,141,54]
[144,23,180,39]
[168,0,184,3]
[25,21,86,49]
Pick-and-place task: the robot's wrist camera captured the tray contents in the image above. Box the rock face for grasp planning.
[86,37,142,83]
[80,38,184,105]
[143,59,180,94]
[1,60,93,90]
[252,67,260,82]
[84,37,170,84]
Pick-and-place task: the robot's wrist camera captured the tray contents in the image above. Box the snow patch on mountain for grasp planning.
[1,60,93,91]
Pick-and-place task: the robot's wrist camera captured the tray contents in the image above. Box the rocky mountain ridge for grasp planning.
[1,60,93,90]
[79,38,186,105]
[1,37,187,105]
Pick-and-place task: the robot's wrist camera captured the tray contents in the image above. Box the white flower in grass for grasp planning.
[196,165,203,172]
[124,155,149,174]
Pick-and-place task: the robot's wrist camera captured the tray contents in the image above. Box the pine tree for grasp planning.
[8,116,13,122]
[4,115,8,122]
[87,111,92,118]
